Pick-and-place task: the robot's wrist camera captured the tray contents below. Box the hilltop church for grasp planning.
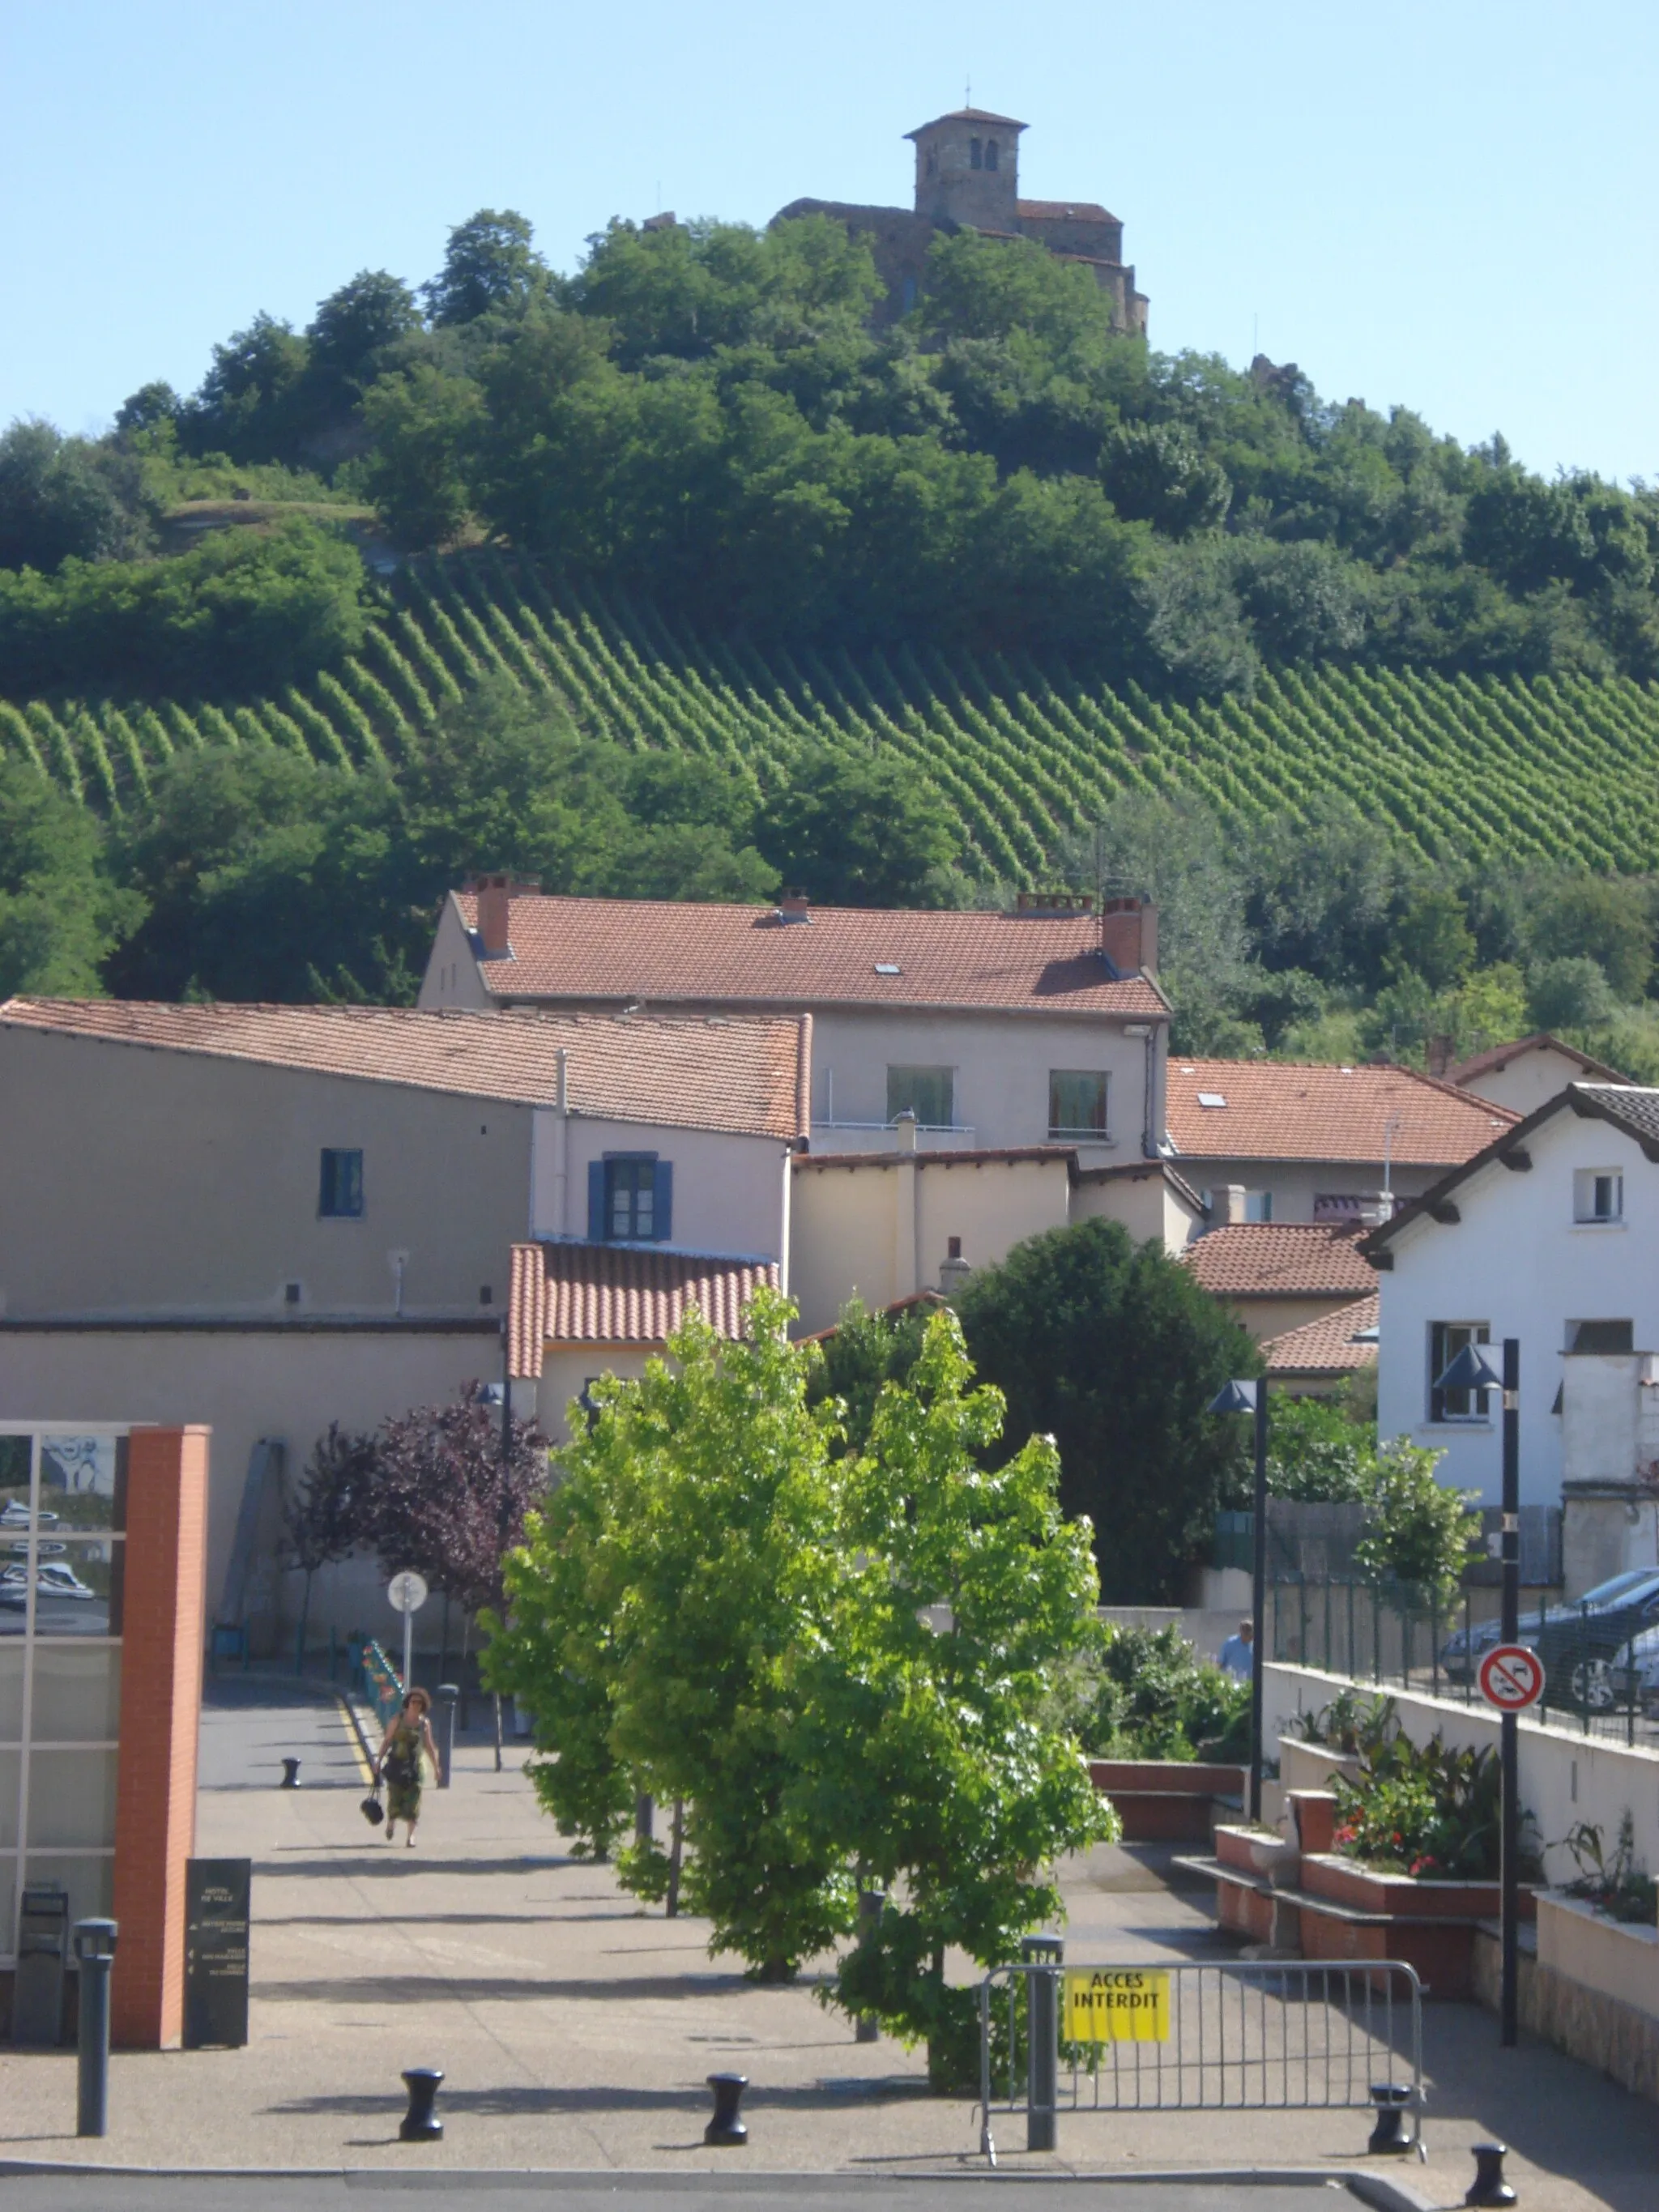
[774,107,1149,335]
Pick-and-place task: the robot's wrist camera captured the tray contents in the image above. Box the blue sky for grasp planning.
[2,0,1654,482]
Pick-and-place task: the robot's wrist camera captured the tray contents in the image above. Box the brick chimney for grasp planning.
[1427,1033,1454,1079]
[778,889,811,920]
[472,873,539,961]
[1099,897,1157,977]
[1212,1183,1247,1226]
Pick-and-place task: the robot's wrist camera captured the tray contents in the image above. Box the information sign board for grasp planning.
[184,1856,250,2049]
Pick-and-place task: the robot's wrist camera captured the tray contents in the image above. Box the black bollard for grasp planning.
[1021,1933,1063,2153]
[72,1919,119,2139]
[704,2072,748,2146]
[437,1685,458,1790]
[1465,2142,1517,2207]
[1367,2082,1414,2154]
[279,1757,301,1789]
[399,2067,444,2142]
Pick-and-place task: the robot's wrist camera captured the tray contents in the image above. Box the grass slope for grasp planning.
[6,549,1658,876]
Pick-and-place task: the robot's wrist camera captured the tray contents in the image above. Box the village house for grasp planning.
[420,880,1169,1163]
[1180,1213,1378,1346]
[0,997,808,1646]
[1448,1031,1633,1117]
[1260,1293,1379,1397]
[1164,1056,1518,1224]
[1360,1084,1659,1583]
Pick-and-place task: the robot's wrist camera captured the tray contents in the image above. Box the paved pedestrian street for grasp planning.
[0,1681,1653,2210]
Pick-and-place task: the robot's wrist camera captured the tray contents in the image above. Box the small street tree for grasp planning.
[366,1387,548,1756]
[488,1293,1113,2081]
[282,1423,375,1668]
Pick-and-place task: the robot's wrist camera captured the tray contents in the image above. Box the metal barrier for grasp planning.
[977,1954,1424,2165]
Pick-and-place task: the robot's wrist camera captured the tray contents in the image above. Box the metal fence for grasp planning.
[977,1955,1423,2165]
[1265,1574,1656,1749]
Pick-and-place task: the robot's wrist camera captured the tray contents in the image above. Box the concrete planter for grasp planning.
[1277,1737,1364,1794]
[1088,1760,1246,1843]
[1294,1853,1537,2000]
[1537,1891,1658,2019]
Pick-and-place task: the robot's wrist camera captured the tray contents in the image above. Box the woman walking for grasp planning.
[377,1686,439,1845]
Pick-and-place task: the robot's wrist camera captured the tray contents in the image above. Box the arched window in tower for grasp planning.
[985,139,999,171]
[925,147,937,177]
[969,136,983,169]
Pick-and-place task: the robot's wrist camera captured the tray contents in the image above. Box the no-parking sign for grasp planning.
[1478,1643,1545,1712]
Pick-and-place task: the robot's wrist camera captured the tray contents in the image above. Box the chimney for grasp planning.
[895,1109,919,1153]
[1099,897,1157,977]
[471,872,539,961]
[1427,1034,1454,1079]
[778,889,811,921]
[1213,1183,1247,1226]
[939,1234,972,1297]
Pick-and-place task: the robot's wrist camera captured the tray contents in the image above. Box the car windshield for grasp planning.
[1580,1570,1659,1607]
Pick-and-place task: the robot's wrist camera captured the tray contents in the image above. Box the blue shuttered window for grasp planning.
[590,1155,672,1243]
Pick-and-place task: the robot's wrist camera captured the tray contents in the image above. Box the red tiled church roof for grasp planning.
[0,999,810,1145]
[1166,1058,1516,1166]
[1183,1223,1377,1300]
[509,1241,777,1375]
[454,893,1165,1021]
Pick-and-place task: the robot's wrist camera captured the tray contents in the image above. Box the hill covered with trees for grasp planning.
[6,204,1659,1068]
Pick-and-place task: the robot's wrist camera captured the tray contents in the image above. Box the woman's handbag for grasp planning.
[360,1789,385,1827]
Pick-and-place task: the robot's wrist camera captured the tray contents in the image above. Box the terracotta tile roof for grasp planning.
[1449,1032,1631,1086]
[0,999,809,1144]
[906,107,1026,132]
[795,1144,1078,1172]
[1166,1057,1516,1166]
[1183,1223,1378,1300]
[1263,1294,1380,1377]
[454,892,1166,1021]
[508,1241,777,1375]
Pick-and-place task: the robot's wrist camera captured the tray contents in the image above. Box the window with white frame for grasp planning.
[1429,1320,1491,1422]
[1574,1169,1623,1224]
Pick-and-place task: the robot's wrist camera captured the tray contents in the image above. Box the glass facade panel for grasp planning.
[0,1645,23,1738]
[30,1647,120,1743]
[0,1427,126,1963]
[27,1750,118,1849]
[886,1065,954,1127]
[39,1434,124,1535]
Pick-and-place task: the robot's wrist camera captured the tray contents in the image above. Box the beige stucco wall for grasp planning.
[534,1345,655,1442]
[1226,1294,1367,1346]
[1458,1051,1585,1118]
[790,1152,1072,1334]
[1072,1168,1201,1251]
[0,1326,500,1643]
[0,1024,533,1321]
[1173,1158,1448,1225]
[420,895,493,1009]
[808,1006,1152,1158]
[531,1112,791,1265]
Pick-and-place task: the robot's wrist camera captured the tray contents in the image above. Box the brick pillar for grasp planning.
[111,1426,209,2049]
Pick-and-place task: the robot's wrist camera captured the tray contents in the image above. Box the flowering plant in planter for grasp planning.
[1559,1811,1657,1924]
[1331,1733,1538,1880]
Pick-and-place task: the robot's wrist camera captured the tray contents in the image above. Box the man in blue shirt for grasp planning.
[1218,1619,1255,1677]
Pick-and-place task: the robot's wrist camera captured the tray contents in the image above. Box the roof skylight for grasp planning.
[1197,1091,1227,1109]
[873,962,902,975]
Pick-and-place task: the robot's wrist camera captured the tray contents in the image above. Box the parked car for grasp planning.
[1439,1566,1659,1710]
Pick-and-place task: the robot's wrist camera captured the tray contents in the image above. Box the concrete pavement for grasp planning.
[0,1678,1652,2207]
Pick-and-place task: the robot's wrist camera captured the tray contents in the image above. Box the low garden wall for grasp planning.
[1264,1662,1659,1888]
[1472,1895,1659,2102]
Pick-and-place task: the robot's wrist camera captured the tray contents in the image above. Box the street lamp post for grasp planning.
[1436,1336,1519,2049]
[1209,1377,1269,1823]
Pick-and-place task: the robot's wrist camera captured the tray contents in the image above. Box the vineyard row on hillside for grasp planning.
[5,551,1659,876]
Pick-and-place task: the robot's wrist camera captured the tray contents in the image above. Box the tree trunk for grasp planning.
[665,1799,684,1918]
[493,1690,504,1773]
[296,1571,313,1679]
[458,1610,472,1728]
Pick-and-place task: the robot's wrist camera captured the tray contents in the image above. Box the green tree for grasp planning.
[1529,875,1653,1000]
[1386,884,1477,991]
[360,364,484,548]
[956,1220,1256,1601]
[1529,954,1618,1034]
[306,270,422,399]
[0,759,139,995]
[0,420,134,572]
[183,313,312,462]
[490,1292,851,1980]
[1354,1441,1478,1594]
[1265,1393,1377,1502]
[795,1310,1113,2086]
[753,744,962,906]
[422,209,550,326]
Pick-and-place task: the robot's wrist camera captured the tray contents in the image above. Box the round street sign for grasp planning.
[1478,1643,1545,1712]
[386,1570,429,1615]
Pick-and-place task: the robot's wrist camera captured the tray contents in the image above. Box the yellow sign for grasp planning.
[1063,1968,1171,2043]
